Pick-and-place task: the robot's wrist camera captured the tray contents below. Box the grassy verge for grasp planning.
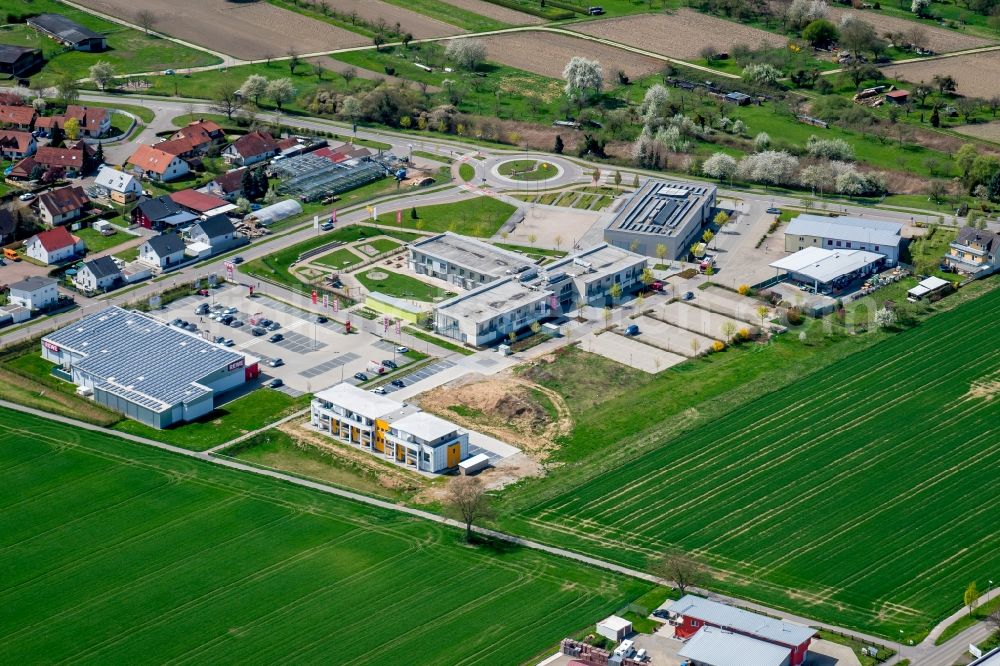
[459,163,475,182]
[404,326,476,355]
[112,390,311,450]
[935,595,1000,645]
[816,630,895,666]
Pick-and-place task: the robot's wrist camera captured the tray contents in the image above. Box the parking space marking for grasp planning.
[272,330,326,354]
[382,359,456,394]
[300,352,360,379]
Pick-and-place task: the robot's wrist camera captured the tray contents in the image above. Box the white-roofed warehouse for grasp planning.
[769,246,885,290]
[41,306,260,428]
[679,626,791,666]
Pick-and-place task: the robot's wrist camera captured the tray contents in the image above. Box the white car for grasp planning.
[372,386,387,395]
[18,192,36,202]
[395,346,409,354]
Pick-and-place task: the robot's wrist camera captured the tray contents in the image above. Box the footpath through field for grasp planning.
[3,396,990,664]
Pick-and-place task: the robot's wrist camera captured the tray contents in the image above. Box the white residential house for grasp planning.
[24,226,84,265]
[187,214,241,255]
[8,276,59,310]
[138,233,186,269]
[94,166,142,204]
[127,144,190,182]
[75,255,122,293]
[35,185,90,227]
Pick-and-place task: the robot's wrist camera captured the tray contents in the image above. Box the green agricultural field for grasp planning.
[385,196,515,237]
[0,408,648,664]
[507,287,1000,639]
[0,0,219,85]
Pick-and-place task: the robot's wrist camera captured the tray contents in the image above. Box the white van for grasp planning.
[366,360,387,375]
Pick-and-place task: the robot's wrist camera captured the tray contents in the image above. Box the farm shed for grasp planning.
[885,90,909,104]
[784,214,903,265]
[596,615,632,642]
[678,626,791,666]
[907,276,950,301]
[666,595,814,666]
[770,247,884,291]
[248,200,302,226]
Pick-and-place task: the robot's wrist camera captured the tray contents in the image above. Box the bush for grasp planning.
[737,284,751,295]
[786,307,804,326]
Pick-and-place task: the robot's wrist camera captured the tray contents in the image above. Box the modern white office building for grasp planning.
[409,232,534,290]
[604,179,717,259]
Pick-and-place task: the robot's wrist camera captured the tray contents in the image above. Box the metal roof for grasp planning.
[770,247,884,284]
[607,179,715,238]
[390,411,463,444]
[667,595,816,646]
[679,626,792,666]
[43,307,244,413]
[313,382,404,421]
[410,232,533,279]
[785,214,902,247]
[28,13,103,44]
[908,275,950,298]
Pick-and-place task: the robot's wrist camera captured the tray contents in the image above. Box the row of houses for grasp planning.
[408,233,649,347]
[0,103,111,138]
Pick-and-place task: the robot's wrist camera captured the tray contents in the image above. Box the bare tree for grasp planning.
[650,549,707,596]
[212,84,243,121]
[135,9,157,35]
[341,67,357,88]
[311,62,324,80]
[287,48,300,75]
[988,608,1000,632]
[445,476,493,542]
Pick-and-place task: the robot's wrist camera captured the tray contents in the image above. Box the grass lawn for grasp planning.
[459,162,476,182]
[503,282,1000,640]
[111,389,311,451]
[243,225,420,291]
[77,226,133,254]
[312,247,363,270]
[362,238,402,254]
[498,159,558,181]
[384,196,515,237]
[114,246,140,262]
[0,351,120,426]
[0,0,219,85]
[0,406,650,665]
[355,269,455,302]
[223,429,418,502]
[411,149,453,164]
[77,101,156,124]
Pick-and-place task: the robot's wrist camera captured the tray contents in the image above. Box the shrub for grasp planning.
[711,340,726,353]
[737,284,751,295]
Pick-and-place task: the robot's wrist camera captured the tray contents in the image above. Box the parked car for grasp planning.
[224,307,237,314]
[268,358,284,367]
[224,339,235,347]
[651,609,671,619]
[172,318,185,327]
[213,336,226,344]
[18,192,35,202]
[251,327,266,336]
[624,324,640,336]
[267,321,280,331]
[316,315,328,324]
[395,346,409,354]
[258,318,272,327]
[220,315,235,325]
[229,319,243,328]
[382,360,397,369]
[185,322,199,332]
[320,222,334,231]
[354,372,368,382]
[268,333,284,343]
[390,379,405,388]
[766,207,781,215]
[194,304,210,315]
[683,291,695,300]
[268,378,283,388]
[372,386,387,395]
[232,256,244,264]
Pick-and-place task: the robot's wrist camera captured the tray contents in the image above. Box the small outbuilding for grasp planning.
[906,275,950,301]
[596,615,632,643]
[248,199,302,226]
[885,89,909,105]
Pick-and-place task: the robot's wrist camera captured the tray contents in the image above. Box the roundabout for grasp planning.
[496,159,559,182]
[482,154,582,190]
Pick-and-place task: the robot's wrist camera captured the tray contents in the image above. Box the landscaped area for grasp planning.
[381,196,516,237]
[497,159,558,181]
[312,247,363,270]
[0,407,649,664]
[503,284,1000,639]
[355,269,455,302]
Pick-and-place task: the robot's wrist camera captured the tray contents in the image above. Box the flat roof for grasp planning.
[544,243,646,281]
[607,179,715,238]
[43,306,245,413]
[391,411,463,443]
[908,275,950,297]
[410,232,532,279]
[668,595,816,646]
[786,214,902,247]
[770,247,884,284]
[598,615,632,632]
[435,277,551,325]
[679,626,791,666]
[314,382,405,421]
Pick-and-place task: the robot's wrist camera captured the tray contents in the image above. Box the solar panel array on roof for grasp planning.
[609,179,714,237]
[44,306,244,412]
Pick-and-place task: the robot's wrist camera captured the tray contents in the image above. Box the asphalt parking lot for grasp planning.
[380,358,456,394]
[155,288,420,392]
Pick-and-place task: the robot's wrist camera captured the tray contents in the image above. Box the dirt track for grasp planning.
[572,9,787,60]
[477,31,663,80]
[440,0,543,25]
[74,0,370,59]
[883,50,1000,99]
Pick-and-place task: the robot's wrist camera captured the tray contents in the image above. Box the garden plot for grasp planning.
[825,7,994,53]
[475,32,663,80]
[73,0,369,59]
[651,302,745,340]
[571,9,787,60]
[883,51,1000,98]
[581,330,686,373]
[632,315,718,357]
